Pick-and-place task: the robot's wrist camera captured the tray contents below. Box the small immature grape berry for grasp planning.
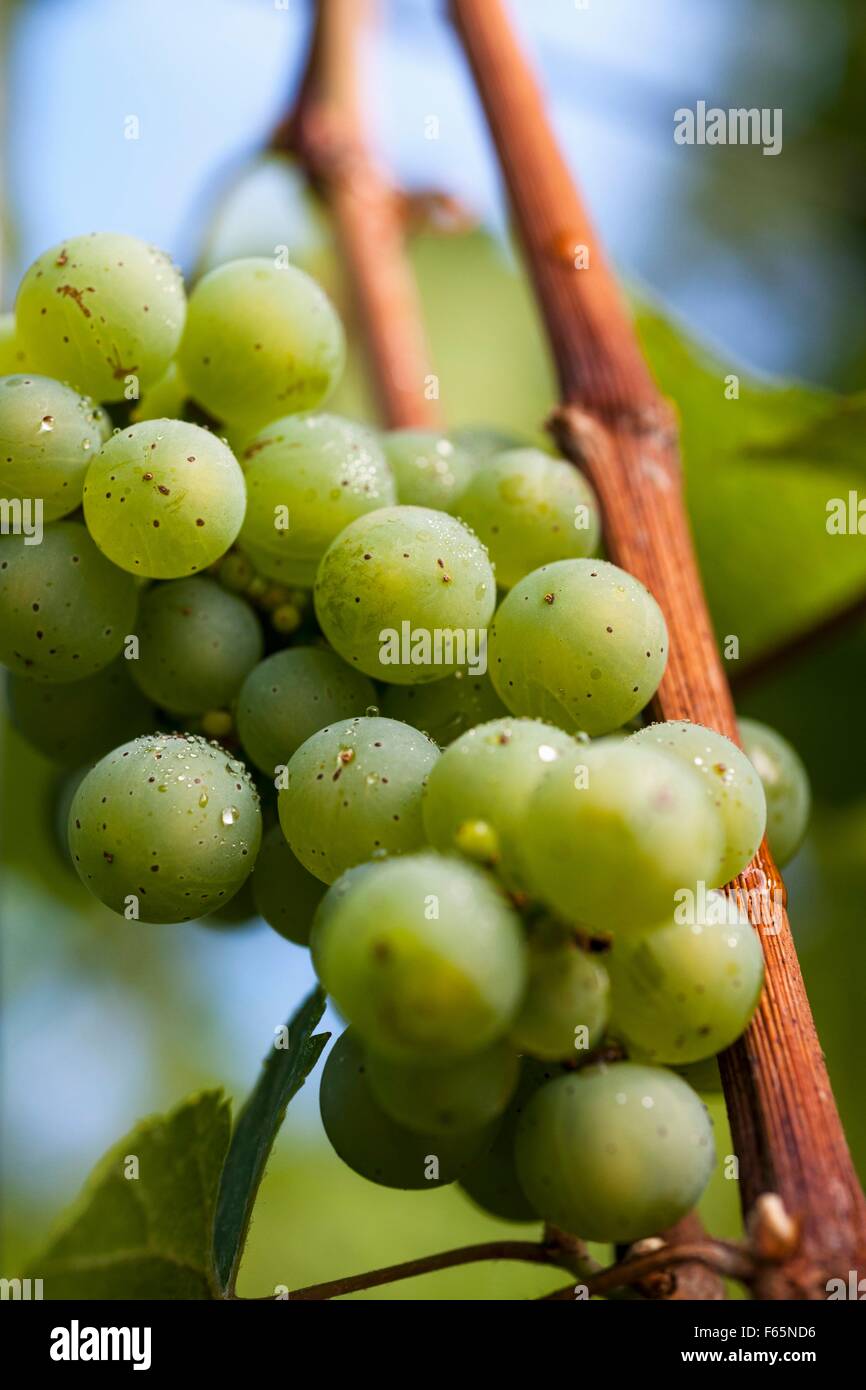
[454,819,500,864]
[271,602,302,635]
[201,710,233,739]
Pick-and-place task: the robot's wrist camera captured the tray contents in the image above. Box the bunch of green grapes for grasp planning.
[489,559,668,735]
[238,414,395,585]
[16,233,185,401]
[178,258,345,430]
[456,447,600,588]
[738,717,811,866]
[380,429,473,511]
[0,374,110,519]
[315,505,496,684]
[83,420,246,578]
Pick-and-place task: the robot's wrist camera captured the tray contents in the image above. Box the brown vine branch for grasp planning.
[539,1239,755,1302]
[450,0,866,1299]
[272,0,441,430]
[731,587,866,695]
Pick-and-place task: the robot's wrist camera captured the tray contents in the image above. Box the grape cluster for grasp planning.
[0,232,811,1248]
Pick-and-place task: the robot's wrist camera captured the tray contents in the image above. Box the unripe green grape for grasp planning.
[130,576,263,715]
[422,716,578,889]
[460,1058,557,1223]
[0,373,111,519]
[607,890,764,1064]
[238,414,395,583]
[83,420,246,578]
[511,934,610,1061]
[314,505,496,685]
[130,362,188,423]
[380,668,507,746]
[319,1028,491,1190]
[217,549,257,593]
[515,1062,715,1243]
[521,738,725,932]
[489,559,668,736]
[451,424,530,461]
[236,647,376,776]
[738,717,810,867]
[381,429,473,511]
[237,537,315,587]
[310,851,527,1062]
[0,521,138,682]
[456,449,600,589]
[278,715,438,883]
[6,658,154,766]
[366,1040,520,1136]
[630,720,766,884]
[0,313,31,372]
[16,233,185,401]
[68,732,262,923]
[251,822,325,946]
[178,257,344,430]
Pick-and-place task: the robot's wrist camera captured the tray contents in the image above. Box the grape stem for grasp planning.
[448,0,866,1299]
[271,0,442,430]
[538,1240,756,1302]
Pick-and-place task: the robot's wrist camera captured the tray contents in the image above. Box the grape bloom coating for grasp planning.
[68,733,262,923]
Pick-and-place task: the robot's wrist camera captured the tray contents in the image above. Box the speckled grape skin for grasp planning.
[251,823,326,946]
[511,936,610,1061]
[366,1040,519,1137]
[381,430,473,511]
[6,658,154,766]
[456,449,600,589]
[314,505,496,685]
[178,258,345,430]
[489,558,668,736]
[320,1028,492,1189]
[522,738,725,932]
[0,521,138,682]
[68,733,262,923]
[380,668,507,746]
[130,576,263,715]
[738,718,810,867]
[15,234,185,402]
[238,414,395,582]
[278,715,439,884]
[83,420,246,578]
[310,852,528,1062]
[630,721,767,884]
[515,1063,715,1242]
[0,374,110,520]
[422,717,578,890]
[236,647,376,775]
[607,891,765,1065]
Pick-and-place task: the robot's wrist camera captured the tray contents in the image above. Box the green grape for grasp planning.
[381,430,473,511]
[607,890,764,1064]
[365,1040,520,1136]
[83,420,246,578]
[319,1028,491,1190]
[422,716,578,888]
[217,549,257,593]
[130,576,263,715]
[0,313,31,372]
[738,717,810,867]
[314,505,496,685]
[451,424,531,461]
[515,1062,715,1242]
[278,715,438,883]
[630,720,766,884]
[459,1058,557,1223]
[0,373,110,520]
[6,658,154,766]
[251,822,325,946]
[310,851,527,1062]
[489,559,668,736]
[512,933,610,1061]
[16,233,185,401]
[521,737,725,932]
[0,520,138,682]
[237,537,315,587]
[380,668,507,746]
[178,257,344,429]
[130,362,188,423]
[236,647,376,776]
[456,448,600,590]
[238,414,395,583]
[68,732,262,923]
[197,876,256,930]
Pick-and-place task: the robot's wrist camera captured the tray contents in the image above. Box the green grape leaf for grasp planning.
[213,986,329,1295]
[30,1090,231,1299]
